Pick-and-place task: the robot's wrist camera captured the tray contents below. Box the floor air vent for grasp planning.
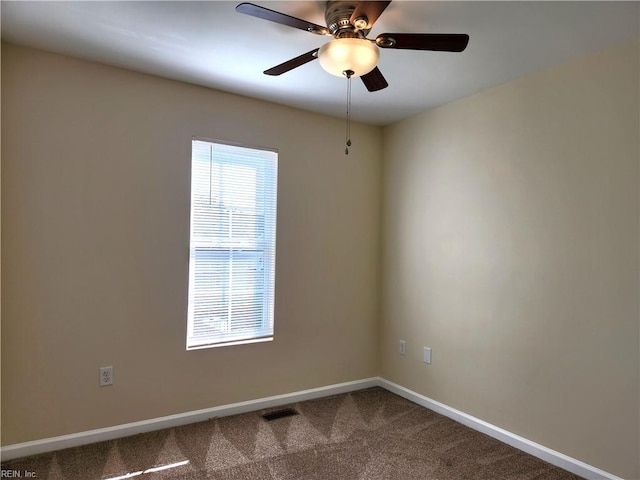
[262,408,299,421]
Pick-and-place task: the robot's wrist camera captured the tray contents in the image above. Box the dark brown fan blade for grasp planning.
[350,1,391,30]
[264,49,319,76]
[236,3,329,35]
[376,33,469,52]
[360,67,388,92]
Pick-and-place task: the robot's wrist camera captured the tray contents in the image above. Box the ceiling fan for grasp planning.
[236,1,470,92]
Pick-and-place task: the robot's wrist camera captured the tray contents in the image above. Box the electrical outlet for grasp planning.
[399,340,406,356]
[100,366,113,386]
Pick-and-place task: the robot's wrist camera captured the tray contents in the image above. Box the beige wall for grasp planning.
[1,44,382,445]
[380,41,639,479]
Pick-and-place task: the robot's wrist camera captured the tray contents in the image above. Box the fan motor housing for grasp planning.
[325,1,368,36]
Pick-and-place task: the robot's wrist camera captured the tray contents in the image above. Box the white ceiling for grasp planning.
[1,1,638,126]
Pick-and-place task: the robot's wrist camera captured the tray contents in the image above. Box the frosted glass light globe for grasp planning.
[318,38,379,77]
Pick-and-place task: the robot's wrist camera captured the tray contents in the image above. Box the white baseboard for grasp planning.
[0,376,624,480]
[0,377,379,461]
[378,378,622,480]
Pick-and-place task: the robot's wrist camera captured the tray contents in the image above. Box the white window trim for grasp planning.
[186,137,278,350]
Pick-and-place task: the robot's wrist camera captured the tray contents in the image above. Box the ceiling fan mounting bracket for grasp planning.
[376,36,395,47]
[307,25,330,35]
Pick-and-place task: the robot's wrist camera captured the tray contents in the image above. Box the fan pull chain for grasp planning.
[344,69,354,155]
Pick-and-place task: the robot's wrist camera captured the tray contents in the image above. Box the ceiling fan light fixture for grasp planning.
[317,38,379,77]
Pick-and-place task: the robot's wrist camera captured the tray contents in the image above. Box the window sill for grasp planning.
[186,336,274,351]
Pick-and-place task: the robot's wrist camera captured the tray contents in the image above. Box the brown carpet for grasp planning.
[2,387,582,479]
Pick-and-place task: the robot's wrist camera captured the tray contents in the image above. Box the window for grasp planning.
[187,138,278,349]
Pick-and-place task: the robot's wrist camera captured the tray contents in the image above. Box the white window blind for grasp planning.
[187,139,278,349]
